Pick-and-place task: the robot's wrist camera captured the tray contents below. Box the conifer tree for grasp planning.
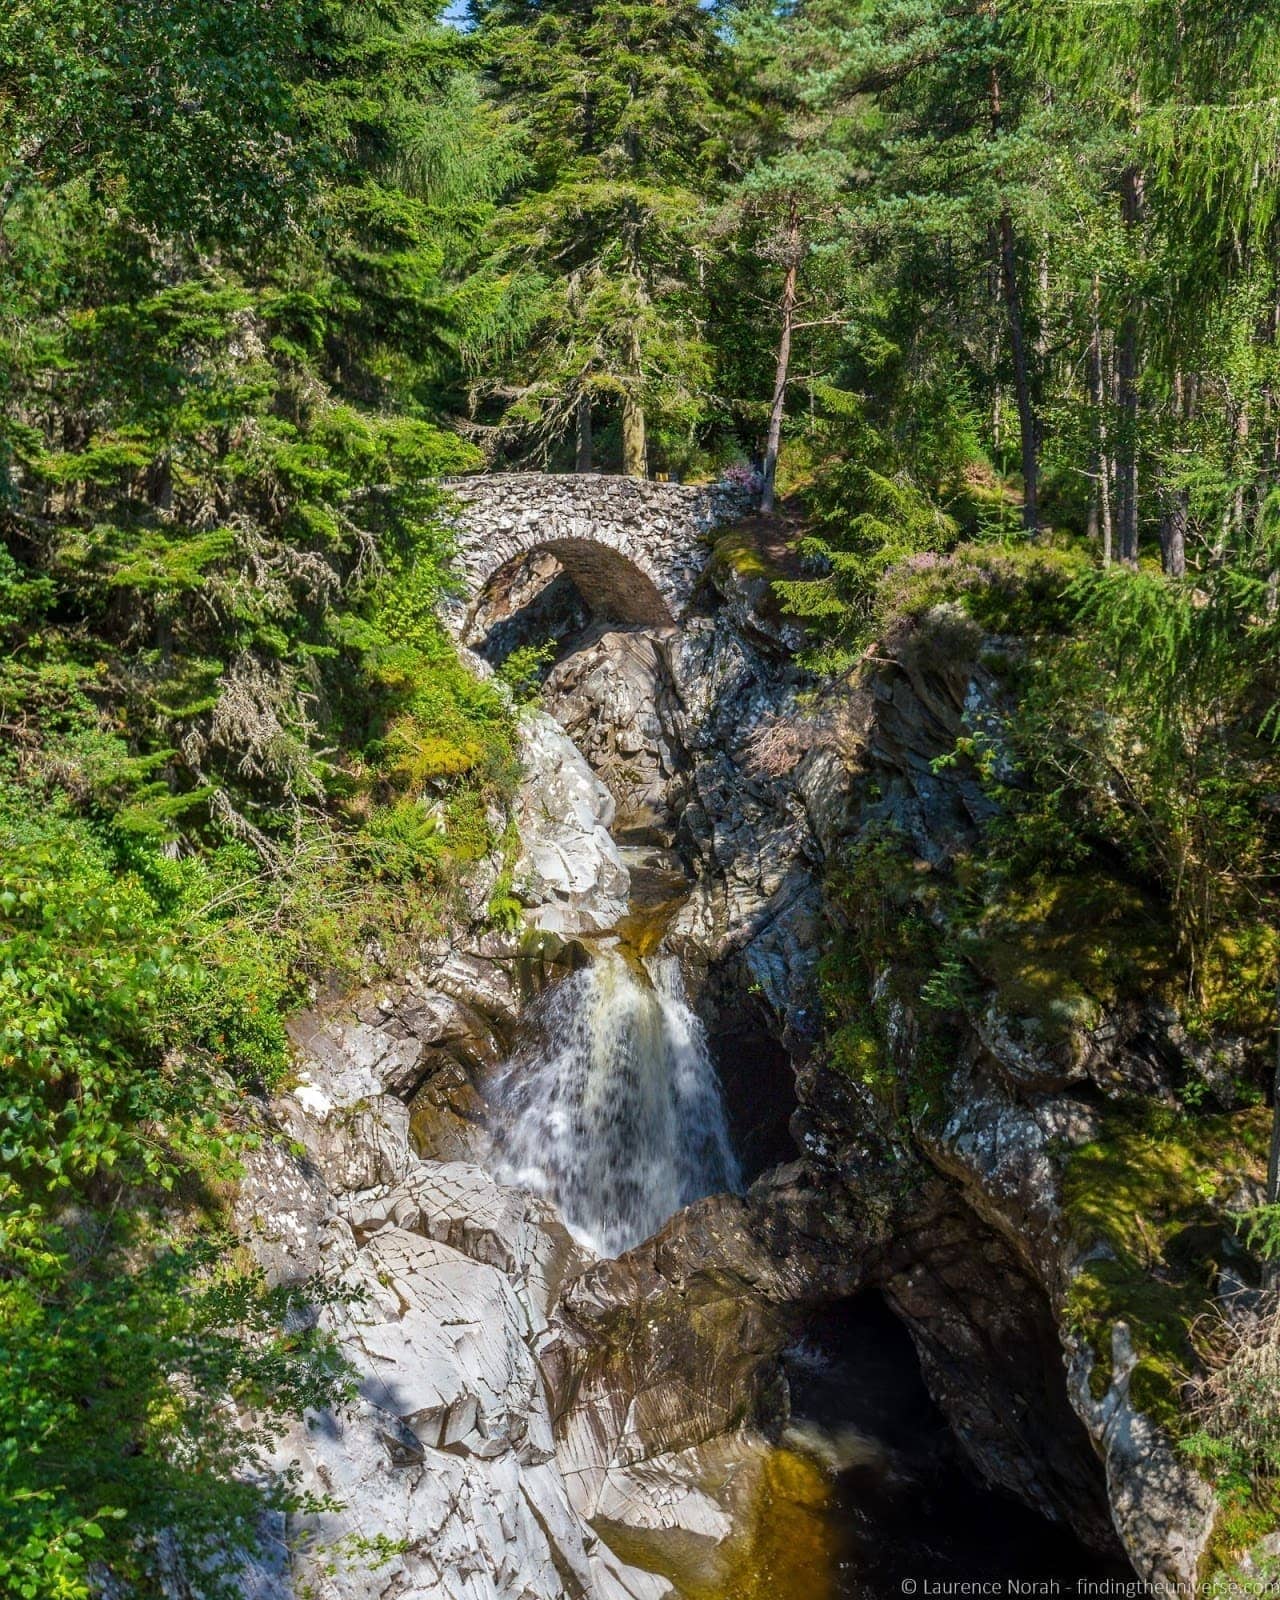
[465,0,725,474]
[780,0,1052,531]
[0,7,521,1586]
[1019,0,1280,567]
[717,2,854,511]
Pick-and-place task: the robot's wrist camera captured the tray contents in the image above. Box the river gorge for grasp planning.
[10,3,1280,1588]
[229,479,1229,1599]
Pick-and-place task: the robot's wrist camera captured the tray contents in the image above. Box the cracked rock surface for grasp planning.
[239,1022,676,1600]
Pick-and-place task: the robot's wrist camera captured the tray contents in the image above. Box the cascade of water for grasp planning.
[488,951,742,1258]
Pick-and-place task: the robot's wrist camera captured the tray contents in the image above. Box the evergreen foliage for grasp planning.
[5,0,1280,1584]
[461,0,726,472]
[0,3,520,1589]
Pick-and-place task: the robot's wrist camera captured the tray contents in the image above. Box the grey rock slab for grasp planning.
[513,709,629,935]
[289,1011,427,1101]
[284,1397,596,1600]
[280,1016,419,1193]
[1064,1324,1216,1583]
[339,1227,556,1462]
[232,1118,330,1287]
[343,1161,588,1332]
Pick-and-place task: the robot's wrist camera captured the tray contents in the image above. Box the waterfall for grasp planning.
[488,951,742,1258]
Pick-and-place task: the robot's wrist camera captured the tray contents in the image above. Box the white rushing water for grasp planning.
[488,951,742,1258]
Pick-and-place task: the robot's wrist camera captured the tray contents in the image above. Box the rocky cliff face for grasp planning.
[230,690,817,1599]
[535,535,849,1049]
[230,508,1237,1596]
[521,544,1229,1580]
[774,609,1229,1579]
[239,1130,668,1597]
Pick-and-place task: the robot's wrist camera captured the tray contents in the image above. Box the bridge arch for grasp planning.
[441,473,752,635]
[506,536,673,627]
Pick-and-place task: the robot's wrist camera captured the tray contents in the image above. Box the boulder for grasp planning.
[542,627,680,823]
[278,1014,417,1195]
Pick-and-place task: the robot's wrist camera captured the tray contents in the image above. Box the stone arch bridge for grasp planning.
[441,473,753,631]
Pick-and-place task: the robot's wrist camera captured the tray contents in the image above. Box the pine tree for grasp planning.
[1019,0,1280,568]
[783,0,1052,532]
[717,2,855,510]
[464,0,726,474]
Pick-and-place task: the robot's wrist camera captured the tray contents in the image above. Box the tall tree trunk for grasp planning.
[621,392,646,478]
[1159,370,1188,577]
[1088,278,1113,566]
[1117,165,1144,565]
[1160,489,1188,576]
[987,50,1038,535]
[987,227,1002,452]
[1233,403,1250,534]
[761,198,800,516]
[1116,329,1140,562]
[150,451,174,513]
[575,394,593,473]
[619,156,646,482]
[999,209,1039,534]
[1036,254,1050,361]
[1267,292,1280,503]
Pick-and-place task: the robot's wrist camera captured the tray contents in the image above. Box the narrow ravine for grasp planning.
[454,537,1135,1598]
[782,1299,1129,1599]
[234,503,1161,1599]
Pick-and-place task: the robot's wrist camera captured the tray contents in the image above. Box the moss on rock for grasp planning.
[965,871,1176,1049]
[1063,1106,1269,1430]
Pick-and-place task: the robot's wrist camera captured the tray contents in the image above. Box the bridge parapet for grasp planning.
[440,473,753,627]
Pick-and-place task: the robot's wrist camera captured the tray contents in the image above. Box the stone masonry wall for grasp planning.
[441,473,754,628]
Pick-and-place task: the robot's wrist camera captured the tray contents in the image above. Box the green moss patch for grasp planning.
[1062,1106,1269,1430]
[1197,923,1280,1040]
[712,528,777,582]
[965,872,1176,1047]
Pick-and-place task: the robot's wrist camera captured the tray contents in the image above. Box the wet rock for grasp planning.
[543,627,681,822]
[877,1182,1122,1552]
[587,1433,779,1598]
[548,1191,856,1523]
[407,1055,490,1162]
[513,708,630,935]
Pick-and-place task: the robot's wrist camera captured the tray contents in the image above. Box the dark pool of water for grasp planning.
[783,1295,1136,1599]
